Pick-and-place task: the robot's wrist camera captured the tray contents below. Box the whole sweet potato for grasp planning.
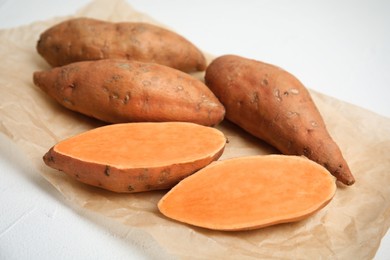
[33,59,225,126]
[36,17,206,72]
[205,54,355,185]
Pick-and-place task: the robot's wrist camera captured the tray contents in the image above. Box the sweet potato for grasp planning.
[205,55,355,185]
[33,59,225,126]
[158,155,336,231]
[36,17,206,72]
[43,122,227,193]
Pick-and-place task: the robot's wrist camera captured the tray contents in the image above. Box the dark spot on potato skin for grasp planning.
[104,165,110,176]
[303,147,312,157]
[53,44,61,53]
[111,74,122,82]
[261,78,269,86]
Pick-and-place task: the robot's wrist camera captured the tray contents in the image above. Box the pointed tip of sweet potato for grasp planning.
[32,71,42,87]
[33,70,53,93]
[334,165,355,186]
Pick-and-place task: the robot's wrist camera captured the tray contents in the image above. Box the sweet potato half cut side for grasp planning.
[158,155,336,231]
[43,122,226,193]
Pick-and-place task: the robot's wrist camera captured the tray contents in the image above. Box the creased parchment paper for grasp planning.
[1,0,389,259]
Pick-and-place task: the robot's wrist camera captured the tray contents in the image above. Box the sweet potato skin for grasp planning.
[36,17,206,72]
[43,122,227,193]
[33,59,225,126]
[205,54,355,185]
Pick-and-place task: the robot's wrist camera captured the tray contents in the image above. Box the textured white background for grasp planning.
[0,0,389,259]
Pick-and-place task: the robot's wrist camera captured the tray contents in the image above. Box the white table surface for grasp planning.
[0,0,389,259]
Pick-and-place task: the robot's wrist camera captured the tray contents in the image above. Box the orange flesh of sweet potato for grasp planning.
[36,17,206,72]
[43,122,226,193]
[158,155,336,231]
[33,59,225,126]
[204,54,355,185]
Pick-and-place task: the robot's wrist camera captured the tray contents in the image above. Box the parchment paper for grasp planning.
[1,0,389,259]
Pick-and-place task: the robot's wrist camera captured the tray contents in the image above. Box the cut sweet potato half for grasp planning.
[43,122,226,193]
[158,155,336,231]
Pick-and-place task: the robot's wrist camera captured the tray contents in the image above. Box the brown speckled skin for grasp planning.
[205,55,355,185]
[33,59,225,126]
[43,145,225,193]
[37,17,206,73]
